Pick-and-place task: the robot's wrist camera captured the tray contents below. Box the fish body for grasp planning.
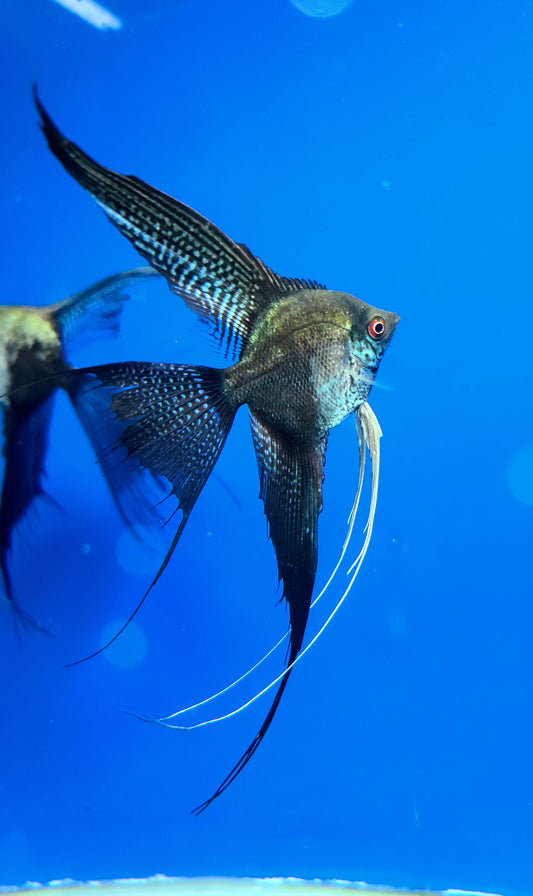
[0,267,160,630]
[34,91,399,811]
[227,288,390,439]
[0,305,64,407]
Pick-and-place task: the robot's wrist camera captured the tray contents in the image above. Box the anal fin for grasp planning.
[192,414,327,812]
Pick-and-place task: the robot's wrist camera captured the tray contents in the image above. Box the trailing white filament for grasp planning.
[146,411,368,725]
[144,402,381,731]
[348,403,381,572]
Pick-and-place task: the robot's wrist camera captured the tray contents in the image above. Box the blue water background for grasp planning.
[1,0,532,893]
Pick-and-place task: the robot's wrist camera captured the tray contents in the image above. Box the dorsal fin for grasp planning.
[35,89,326,362]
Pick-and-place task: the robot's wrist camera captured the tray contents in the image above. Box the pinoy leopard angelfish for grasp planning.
[34,90,399,812]
[0,266,159,631]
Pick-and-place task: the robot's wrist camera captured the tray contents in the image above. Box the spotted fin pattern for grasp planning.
[67,374,170,534]
[70,361,235,586]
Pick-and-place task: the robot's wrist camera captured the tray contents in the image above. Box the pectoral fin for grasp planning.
[193,414,326,813]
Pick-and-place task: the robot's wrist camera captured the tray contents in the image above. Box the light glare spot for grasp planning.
[506,445,533,506]
[289,0,354,18]
[387,609,407,638]
[99,619,147,668]
[52,0,122,30]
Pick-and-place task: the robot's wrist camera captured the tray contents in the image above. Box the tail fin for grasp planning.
[66,374,167,533]
[63,360,236,658]
[48,266,159,348]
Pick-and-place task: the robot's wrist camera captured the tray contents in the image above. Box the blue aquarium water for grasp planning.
[1,0,532,893]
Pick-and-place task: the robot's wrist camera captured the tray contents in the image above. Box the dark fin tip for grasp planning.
[190,664,294,815]
[33,83,45,124]
[33,85,63,150]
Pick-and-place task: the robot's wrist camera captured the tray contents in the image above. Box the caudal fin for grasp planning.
[63,360,236,659]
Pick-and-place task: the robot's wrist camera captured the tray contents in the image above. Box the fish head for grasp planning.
[230,289,399,438]
[344,293,399,373]
[301,291,398,426]
[334,293,399,405]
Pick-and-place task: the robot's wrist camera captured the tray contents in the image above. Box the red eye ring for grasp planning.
[367,316,387,340]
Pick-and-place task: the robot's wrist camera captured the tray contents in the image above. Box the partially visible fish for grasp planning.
[34,91,399,812]
[0,266,160,631]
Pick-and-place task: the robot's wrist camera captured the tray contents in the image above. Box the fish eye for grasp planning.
[367,316,387,340]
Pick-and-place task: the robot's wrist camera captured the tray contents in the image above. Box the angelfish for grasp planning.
[34,91,399,812]
[0,266,159,630]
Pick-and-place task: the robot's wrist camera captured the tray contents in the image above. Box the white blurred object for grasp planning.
[289,0,354,18]
[1,875,504,895]
[51,0,122,30]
